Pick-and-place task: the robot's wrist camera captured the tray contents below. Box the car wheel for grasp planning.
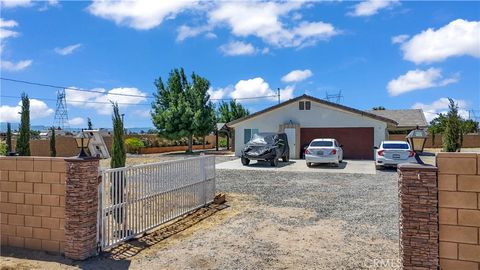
[375,165,383,170]
[306,162,312,167]
[241,157,250,166]
[270,158,278,167]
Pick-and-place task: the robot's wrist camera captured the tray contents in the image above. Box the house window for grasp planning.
[244,128,259,143]
[305,101,311,110]
[299,101,311,110]
[299,101,305,110]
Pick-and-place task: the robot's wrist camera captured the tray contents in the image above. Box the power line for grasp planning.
[0,77,280,101]
[0,95,151,106]
[0,77,152,98]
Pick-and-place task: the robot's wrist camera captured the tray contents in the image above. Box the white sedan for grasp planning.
[375,140,417,169]
[305,138,343,167]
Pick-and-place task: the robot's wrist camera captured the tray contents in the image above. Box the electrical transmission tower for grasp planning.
[468,110,480,122]
[325,90,343,104]
[53,88,69,130]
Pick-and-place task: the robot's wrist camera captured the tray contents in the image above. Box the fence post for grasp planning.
[64,157,100,260]
[200,153,207,205]
[398,163,439,269]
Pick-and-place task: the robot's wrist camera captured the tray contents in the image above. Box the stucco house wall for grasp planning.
[231,98,388,158]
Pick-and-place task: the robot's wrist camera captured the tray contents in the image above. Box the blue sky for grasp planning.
[0,0,479,129]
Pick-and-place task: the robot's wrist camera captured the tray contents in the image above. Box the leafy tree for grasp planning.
[50,127,56,157]
[443,98,462,152]
[0,140,7,156]
[111,102,126,168]
[6,122,12,153]
[87,117,93,130]
[152,68,211,153]
[372,106,386,110]
[428,113,447,146]
[459,119,479,150]
[191,73,216,148]
[16,93,30,156]
[218,100,249,123]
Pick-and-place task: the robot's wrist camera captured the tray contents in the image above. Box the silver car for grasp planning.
[375,140,416,169]
[305,138,343,167]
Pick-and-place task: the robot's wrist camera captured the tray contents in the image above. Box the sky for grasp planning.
[0,0,479,129]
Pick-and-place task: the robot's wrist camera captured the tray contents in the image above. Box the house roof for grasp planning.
[367,109,428,129]
[227,94,398,127]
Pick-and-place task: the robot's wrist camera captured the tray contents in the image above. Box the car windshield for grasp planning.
[310,141,333,147]
[249,133,275,145]
[383,143,409,149]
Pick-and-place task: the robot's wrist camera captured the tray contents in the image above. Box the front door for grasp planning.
[284,128,296,159]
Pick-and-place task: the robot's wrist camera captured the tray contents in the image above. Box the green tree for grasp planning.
[459,119,479,150]
[428,113,447,146]
[218,100,249,123]
[16,93,31,156]
[111,102,126,168]
[87,117,93,130]
[191,73,216,148]
[372,106,386,110]
[152,68,196,153]
[124,137,144,154]
[443,98,462,152]
[6,122,12,153]
[50,127,56,157]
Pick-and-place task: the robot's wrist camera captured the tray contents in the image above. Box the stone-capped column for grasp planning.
[64,157,100,260]
[398,163,439,270]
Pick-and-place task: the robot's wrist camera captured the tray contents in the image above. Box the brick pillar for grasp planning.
[398,163,439,269]
[64,158,100,260]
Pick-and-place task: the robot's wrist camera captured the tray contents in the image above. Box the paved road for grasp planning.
[217,158,377,174]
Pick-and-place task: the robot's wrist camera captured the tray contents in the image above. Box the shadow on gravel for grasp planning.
[106,203,229,260]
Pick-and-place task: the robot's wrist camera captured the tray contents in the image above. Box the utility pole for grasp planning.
[277,88,280,104]
[53,88,69,130]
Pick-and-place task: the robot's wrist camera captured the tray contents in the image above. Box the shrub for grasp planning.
[124,137,145,154]
[0,140,7,156]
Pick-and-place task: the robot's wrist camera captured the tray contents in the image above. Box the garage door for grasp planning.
[300,127,374,160]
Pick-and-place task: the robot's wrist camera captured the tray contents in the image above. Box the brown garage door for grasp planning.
[300,127,374,160]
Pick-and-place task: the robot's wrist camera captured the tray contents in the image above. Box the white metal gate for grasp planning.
[97,155,216,250]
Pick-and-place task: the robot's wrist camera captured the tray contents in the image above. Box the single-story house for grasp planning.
[227,94,399,160]
[367,109,428,132]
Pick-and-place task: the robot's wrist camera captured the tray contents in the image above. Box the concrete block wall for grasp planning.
[437,153,480,270]
[0,157,66,253]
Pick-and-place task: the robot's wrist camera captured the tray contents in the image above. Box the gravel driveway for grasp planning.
[1,159,400,270]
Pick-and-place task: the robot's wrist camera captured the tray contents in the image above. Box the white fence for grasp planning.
[97,156,216,250]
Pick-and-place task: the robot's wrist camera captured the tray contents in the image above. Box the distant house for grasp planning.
[227,94,397,160]
[367,109,428,133]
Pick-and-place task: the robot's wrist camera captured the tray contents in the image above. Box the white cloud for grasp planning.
[348,0,399,17]
[209,2,338,48]
[0,0,32,8]
[387,68,458,96]
[0,18,19,51]
[0,18,32,71]
[1,59,32,71]
[54,43,82,56]
[219,41,257,56]
[230,77,294,102]
[400,19,480,64]
[68,117,84,126]
[208,87,230,100]
[0,98,54,122]
[412,97,468,122]
[281,69,313,83]
[87,0,196,30]
[65,87,148,115]
[176,25,213,42]
[391,34,409,44]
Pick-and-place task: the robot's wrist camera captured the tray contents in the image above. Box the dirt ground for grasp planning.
[0,193,398,270]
